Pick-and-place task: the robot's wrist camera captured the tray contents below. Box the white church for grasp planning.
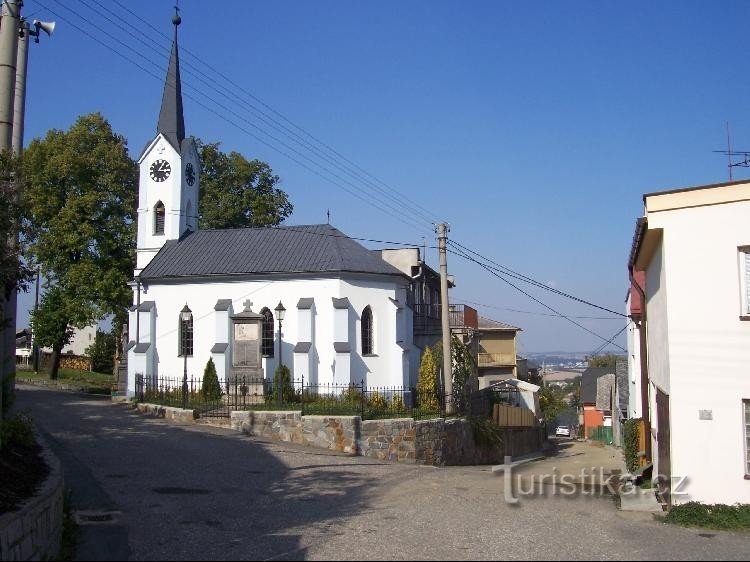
[125,16,417,396]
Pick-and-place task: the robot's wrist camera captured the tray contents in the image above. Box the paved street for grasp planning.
[15,386,750,561]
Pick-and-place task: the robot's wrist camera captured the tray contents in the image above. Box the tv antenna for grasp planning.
[713,122,750,180]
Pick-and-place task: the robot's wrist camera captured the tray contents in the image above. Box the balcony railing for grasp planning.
[413,303,478,336]
[477,352,516,367]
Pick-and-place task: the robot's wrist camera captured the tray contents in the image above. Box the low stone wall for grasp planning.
[136,402,198,423]
[0,435,64,561]
[228,410,545,466]
[230,411,359,454]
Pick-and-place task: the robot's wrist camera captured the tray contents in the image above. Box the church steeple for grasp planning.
[157,10,185,150]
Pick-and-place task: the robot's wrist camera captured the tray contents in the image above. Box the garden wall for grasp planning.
[0,435,64,561]
[228,410,546,466]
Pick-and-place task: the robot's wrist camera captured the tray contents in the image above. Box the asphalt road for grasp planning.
[14,386,750,561]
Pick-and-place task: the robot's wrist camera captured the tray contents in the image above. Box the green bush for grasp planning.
[417,346,439,411]
[201,358,222,401]
[271,364,296,403]
[664,502,750,530]
[623,418,642,473]
[468,416,504,448]
[0,410,34,448]
[367,391,388,410]
[85,329,117,374]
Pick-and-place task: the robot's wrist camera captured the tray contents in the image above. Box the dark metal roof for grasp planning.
[294,342,312,353]
[138,301,155,312]
[140,225,406,280]
[297,298,314,309]
[134,343,151,354]
[214,299,232,311]
[332,297,350,309]
[477,316,521,331]
[581,367,615,404]
[211,343,229,353]
[334,342,351,353]
[157,23,185,151]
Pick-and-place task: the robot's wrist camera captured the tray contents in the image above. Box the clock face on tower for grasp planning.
[185,162,196,186]
[149,159,171,182]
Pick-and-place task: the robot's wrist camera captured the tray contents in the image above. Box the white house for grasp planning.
[628,179,750,505]
[125,17,414,396]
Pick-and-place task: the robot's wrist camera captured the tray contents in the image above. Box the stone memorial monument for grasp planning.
[230,300,264,402]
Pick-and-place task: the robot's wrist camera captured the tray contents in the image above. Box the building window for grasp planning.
[745,400,750,476]
[154,201,165,235]
[261,308,274,357]
[361,306,374,355]
[741,247,750,317]
[179,312,193,357]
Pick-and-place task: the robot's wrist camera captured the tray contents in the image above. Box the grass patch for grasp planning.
[58,489,78,561]
[664,502,750,531]
[18,368,113,390]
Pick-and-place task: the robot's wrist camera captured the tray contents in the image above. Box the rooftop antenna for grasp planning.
[713,122,750,179]
[326,208,330,224]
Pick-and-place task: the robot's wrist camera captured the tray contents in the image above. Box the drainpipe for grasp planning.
[628,266,651,462]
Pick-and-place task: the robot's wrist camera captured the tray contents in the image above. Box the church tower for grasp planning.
[135,11,200,275]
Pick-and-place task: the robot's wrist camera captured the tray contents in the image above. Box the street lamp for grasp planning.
[180,303,192,409]
[274,301,286,403]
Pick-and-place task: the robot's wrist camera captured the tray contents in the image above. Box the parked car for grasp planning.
[555,425,571,437]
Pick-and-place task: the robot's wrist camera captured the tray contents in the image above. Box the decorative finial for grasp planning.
[326,209,330,224]
[243,299,253,312]
[172,4,181,26]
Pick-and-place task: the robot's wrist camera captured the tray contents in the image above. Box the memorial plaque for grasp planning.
[229,300,264,384]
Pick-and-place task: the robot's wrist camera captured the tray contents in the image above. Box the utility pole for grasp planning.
[0,0,22,424]
[437,222,453,414]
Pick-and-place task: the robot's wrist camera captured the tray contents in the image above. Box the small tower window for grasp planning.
[261,308,274,357]
[154,201,165,235]
[362,306,374,355]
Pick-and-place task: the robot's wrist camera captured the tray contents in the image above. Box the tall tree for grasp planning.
[196,139,293,229]
[23,113,137,379]
[587,353,621,369]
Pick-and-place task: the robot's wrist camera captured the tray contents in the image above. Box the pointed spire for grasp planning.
[157,9,185,150]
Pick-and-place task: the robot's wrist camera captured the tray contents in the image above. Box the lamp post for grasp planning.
[180,304,192,409]
[274,301,286,404]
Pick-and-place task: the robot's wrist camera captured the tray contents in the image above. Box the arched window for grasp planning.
[261,307,274,357]
[154,201,165,235]
[179,310,193,357]
[361,306,374,355]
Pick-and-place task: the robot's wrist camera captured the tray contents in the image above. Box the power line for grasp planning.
[448,239,627,318]
[105,0,442,227]
[588,325,627,357]
[454,298,623,320]
[448,245,627,352]
[40,0,434,236]
[63,0,439,232]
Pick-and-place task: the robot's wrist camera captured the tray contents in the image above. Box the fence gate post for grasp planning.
[360,379,365,420]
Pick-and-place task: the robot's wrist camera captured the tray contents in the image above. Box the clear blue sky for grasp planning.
[15,0,750,353]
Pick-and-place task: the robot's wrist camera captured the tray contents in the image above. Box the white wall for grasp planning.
[645,198,750,504]
[626,295,642,419]
[127,273,412,393]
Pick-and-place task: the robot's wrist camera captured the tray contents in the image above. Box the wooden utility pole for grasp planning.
[437,223,453,414]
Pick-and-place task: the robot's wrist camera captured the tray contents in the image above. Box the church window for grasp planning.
[154,201,165,235]
[261,308,274,357]
[362,306,374,355]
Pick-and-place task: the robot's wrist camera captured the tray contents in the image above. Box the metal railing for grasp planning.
[477,352,516,367]
[135,373,457,421]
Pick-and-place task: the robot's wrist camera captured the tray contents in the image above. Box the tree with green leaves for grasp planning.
[539,385,567,423]
[201,357,222,401]
[23,113,137,379]
[85,329,117,374]
[196,139,293,229]
[587,354,621,369]
[417,345,439,411]
[1,151,34,418]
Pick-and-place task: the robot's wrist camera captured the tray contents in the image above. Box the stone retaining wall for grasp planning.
[226,410,545,466]
[0,434,64,561]
[136,402,198,423]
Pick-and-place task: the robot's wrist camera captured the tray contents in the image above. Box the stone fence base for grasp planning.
[0,434,64,561]
[135,402,198,423]
[229,410,547,466]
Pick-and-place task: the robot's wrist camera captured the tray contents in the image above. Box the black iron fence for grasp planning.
[135,373,459,420]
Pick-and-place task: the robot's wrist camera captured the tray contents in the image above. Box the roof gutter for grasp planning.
[627,217,651,462]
